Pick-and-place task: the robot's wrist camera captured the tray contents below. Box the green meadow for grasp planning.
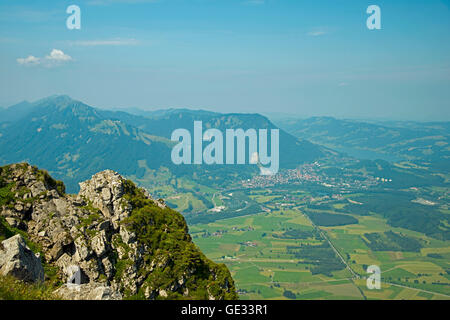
[191,189,450,300]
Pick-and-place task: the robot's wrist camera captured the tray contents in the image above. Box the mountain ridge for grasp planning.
[0,95,328,192]
[0,96,179,192]
[275,116,450,165]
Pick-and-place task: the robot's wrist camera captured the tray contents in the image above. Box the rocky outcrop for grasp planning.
[0,234,44,282]
[79,170,130,222]
[54,282,122,300]
[0,163,237,300]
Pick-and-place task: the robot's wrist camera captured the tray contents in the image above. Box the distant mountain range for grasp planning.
[0,96,327,192]
[0,100,35,123]
[100,108,328,168]
[0,96,188,191]
[275,116,450,170]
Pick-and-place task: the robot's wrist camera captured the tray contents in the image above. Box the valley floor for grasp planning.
[189,187,450,300]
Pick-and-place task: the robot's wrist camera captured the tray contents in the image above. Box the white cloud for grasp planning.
[17,55,41,66]
[88,0,159,5]
[17,49,72,67]
[243,0,265,5]
[307,31,327,37]
[45,49,72,62]
[0,9,59,23]
[69,38,140,46]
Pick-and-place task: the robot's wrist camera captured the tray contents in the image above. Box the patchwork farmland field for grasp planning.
[191,188,450,300]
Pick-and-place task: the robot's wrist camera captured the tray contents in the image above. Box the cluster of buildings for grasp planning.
[241,163,322,188]
[240,162,386,191]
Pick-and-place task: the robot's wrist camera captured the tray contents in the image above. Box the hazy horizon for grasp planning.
[2,93,450,123]
[1,0,449,121]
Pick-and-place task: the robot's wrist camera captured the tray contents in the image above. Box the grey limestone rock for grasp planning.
[0,234,44,283]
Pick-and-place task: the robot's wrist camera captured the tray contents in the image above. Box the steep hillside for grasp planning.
[0,163,237,300]
[102,108,329,169]
[0,101,34,124]
[0,96,178,192]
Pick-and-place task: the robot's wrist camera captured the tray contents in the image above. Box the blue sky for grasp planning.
[0,0,449,120]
